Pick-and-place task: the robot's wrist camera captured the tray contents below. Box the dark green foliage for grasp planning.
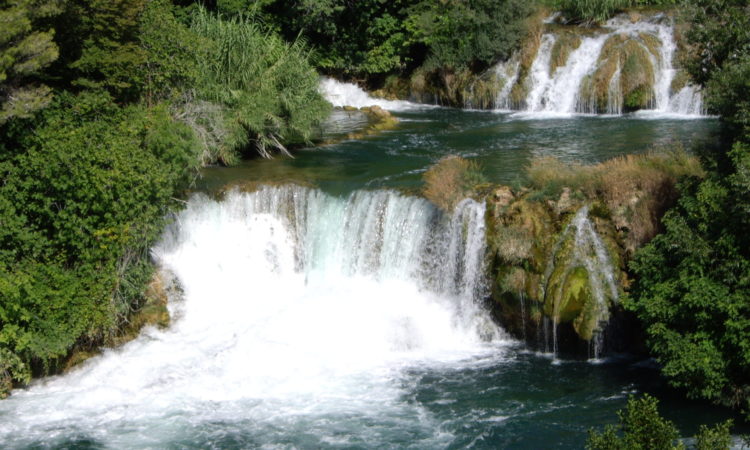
[685,0,750,139]
[586,394,734,449]
[695,420,733,450]
[139,0,208,104]
[627,148,750,414]
[0,92,199,383]
[0,0,62,123]
[406,0,533,71]
[60,0,148,102]
[553,0,678,24]
[214,0,535,77]
[587,395,683,450]
[627,0,750,419]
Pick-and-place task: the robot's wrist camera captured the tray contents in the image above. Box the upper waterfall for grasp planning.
[491,13,706,117]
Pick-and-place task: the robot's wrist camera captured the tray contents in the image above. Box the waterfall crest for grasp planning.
[493,14,705,117]
[0,185,504,448]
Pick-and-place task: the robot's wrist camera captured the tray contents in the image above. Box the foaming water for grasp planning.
[0,186,506,448]
[493,14,707,118]
[319,78,430,111]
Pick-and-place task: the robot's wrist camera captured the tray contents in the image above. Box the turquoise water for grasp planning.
[1,108,738,449]
[198,108,719,195]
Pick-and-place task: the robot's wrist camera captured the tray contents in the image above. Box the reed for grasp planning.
[188,8,330,161]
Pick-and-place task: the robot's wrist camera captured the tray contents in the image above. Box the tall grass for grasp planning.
[526,147,703,250]
[188,8,330,162]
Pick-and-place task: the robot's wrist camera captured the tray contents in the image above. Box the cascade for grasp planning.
[542,207,619,357]
[0,185,505,448]
[493,14,706,116]
[319,78,425,111]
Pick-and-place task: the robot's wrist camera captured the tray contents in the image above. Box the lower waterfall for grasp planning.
[0,186,507,448]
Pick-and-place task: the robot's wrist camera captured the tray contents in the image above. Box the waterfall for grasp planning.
[494,14,706,117]
[0,185,504,448]
[543,207,619,357]
[319,77,427,111]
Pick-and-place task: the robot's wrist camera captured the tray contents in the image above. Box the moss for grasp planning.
[620,40,655,111]
[0,373,11,400]
[463,73,503,109]
[549,33,582,74]
[638,32,662,58]
[63,350,101,373]
[670,69,690,94]
[588,34,657,113]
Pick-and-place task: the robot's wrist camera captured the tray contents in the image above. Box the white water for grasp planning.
[0,186,505,448]
[319,78,429,111]
[495,14,706,117]
[543,207,619,357]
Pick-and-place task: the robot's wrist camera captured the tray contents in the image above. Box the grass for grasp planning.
[423,156,487,211]
[526,147,703,251]
[186,8,330,163]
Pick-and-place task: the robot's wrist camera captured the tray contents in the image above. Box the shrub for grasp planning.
[0,91,199,388]
[587,394,733,449]
[423,155,487,211]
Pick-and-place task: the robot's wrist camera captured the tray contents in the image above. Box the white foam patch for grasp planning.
[319,78,433,111]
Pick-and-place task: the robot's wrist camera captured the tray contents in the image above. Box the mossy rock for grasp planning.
[0,373,11,399]
[463,74,503,109]
[638,32,662,58]
[620,40,655,110]
[670,69,690,94]
[550,33,582,74]
[592,34,655,113]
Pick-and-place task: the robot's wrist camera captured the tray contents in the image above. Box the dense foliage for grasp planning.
[553,0,678,23]
[627,0,750,418]
[214,0,534,78]
[586,395,732,449]
[0,0,328,395]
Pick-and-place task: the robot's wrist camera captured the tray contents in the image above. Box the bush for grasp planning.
[0,91,199,386]
[587,394,733,450]
[423,155,487,211]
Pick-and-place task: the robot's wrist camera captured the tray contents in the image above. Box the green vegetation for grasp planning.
[586,394,733,449]
[626,0,750,419]
[553,0,678,24]
[0,0,328,397]
[0,0,62,123]
[213,0,535,79]
[188,9,330,162]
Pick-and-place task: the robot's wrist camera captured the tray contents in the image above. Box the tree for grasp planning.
[626,0,750,417]
[0,0,63,123]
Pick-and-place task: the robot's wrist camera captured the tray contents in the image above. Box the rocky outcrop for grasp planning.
[477,151,703,356]
[486,187,625,356]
